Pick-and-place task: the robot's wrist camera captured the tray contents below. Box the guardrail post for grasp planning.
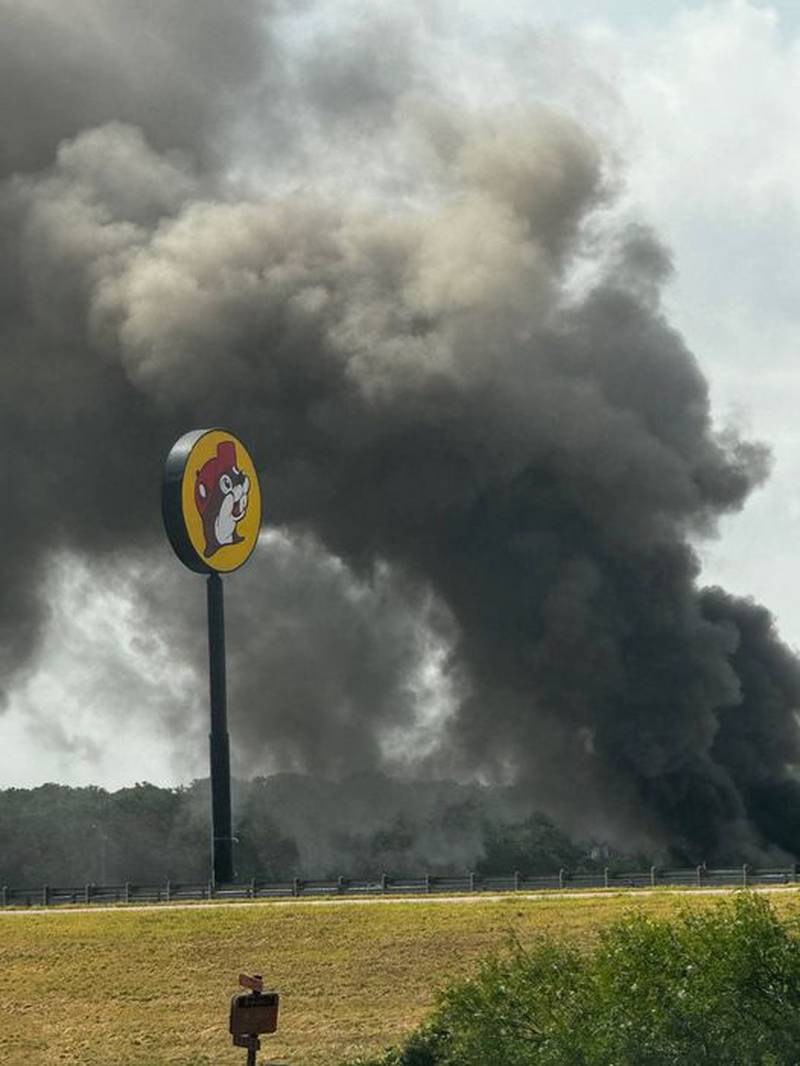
[742,863,749,888]
[469,871,475,893]
[514,870,520,892]
[559,868,565,890]
[85,883,92,905]
[381,872,387,894]
[164,879,171,903]
[292,877,300,898]
[650,866,657,888]
[207,879,214,900]
[249,878,256,899]
[425,873,431,894]
[42,884,50,907]
[338,876,346,895]
[793,863,798,884]
[1,886,6,908]
[124,882,131,904]
[696,864,703,888]
[603,867,609,889]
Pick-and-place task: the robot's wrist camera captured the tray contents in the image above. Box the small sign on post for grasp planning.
[230,973,280,1066]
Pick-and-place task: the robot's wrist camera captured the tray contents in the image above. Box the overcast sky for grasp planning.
[2,0,799,793]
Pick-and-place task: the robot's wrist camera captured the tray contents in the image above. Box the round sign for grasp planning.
[162,428,262,574]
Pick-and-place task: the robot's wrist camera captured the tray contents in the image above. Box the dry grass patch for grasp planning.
[1,890,799,1066]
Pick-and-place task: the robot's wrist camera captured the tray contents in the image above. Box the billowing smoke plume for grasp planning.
[1,0,799,864]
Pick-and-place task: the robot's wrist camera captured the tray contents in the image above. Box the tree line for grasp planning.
[0,774,638,886]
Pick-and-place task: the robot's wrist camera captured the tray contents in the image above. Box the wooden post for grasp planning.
[84,883,92,905]
[696,864,703,888]
[381,872,388,894]
[558,868,565,890]
[469,871,475,893]
[249,878,256,899]
[742,863,748,888]
[292,878,300,898]
[1,886,6,908]
[42,885,50,907]
[514,870,520,892]
[603,867,609,889]
[124,882,131,904]
[650,866,657,888]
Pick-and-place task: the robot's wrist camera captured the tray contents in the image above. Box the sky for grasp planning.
[1,0,799,823]
[585,2,800,614]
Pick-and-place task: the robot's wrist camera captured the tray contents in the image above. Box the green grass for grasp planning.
[2,890,800,1065]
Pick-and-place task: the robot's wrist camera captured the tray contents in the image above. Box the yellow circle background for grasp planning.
[180,429,262,573]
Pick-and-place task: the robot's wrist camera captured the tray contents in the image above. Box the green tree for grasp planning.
[346,894,800,1066]
[477,813,583,876]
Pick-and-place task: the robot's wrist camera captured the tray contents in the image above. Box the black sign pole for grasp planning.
[207,571,234,886]
[164,428,260,888]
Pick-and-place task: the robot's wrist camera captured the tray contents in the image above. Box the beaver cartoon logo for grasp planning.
[194,440,251,558]
[163,427,261,574]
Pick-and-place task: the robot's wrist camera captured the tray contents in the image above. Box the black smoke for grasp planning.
[1,0,798,864]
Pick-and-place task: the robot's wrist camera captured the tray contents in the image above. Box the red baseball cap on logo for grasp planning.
[195,440,238,515]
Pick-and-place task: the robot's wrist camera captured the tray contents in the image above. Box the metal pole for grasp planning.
[207,572,234,885]
[246,1036,259,1066]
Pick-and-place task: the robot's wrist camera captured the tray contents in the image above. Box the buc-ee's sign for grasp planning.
[162,428,261,574]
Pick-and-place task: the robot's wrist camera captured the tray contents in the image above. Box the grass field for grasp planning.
[3,889,800,1066]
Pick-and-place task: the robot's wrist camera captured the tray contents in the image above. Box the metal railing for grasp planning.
[1,864,797,908]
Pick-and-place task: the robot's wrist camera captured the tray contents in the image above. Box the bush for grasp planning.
[345,894,800,1065]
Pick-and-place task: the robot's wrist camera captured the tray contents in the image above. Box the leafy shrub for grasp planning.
[345,893,800,1065]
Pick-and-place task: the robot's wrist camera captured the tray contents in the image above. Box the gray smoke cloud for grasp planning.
[1,0,799,864]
